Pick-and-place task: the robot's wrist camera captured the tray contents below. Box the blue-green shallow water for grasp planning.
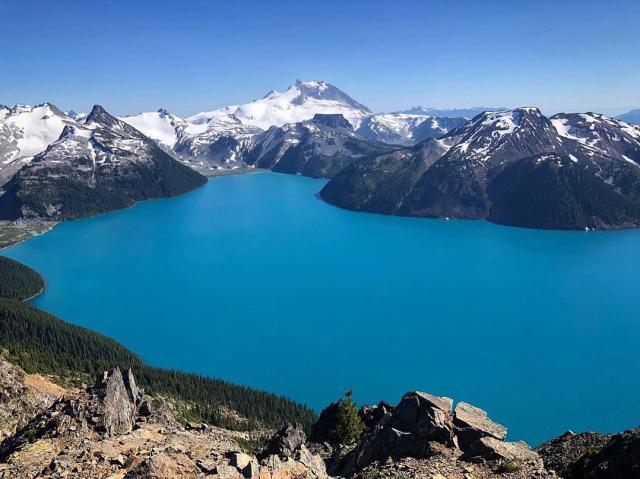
[5,172,640,444]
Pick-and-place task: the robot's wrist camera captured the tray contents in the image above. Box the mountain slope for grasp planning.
[321,108,640,230]
[243,114,396,178]
[0,105,206,221]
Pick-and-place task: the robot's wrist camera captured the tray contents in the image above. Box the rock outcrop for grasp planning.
[316,390,552,478]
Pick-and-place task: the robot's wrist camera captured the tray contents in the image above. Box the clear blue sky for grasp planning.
[1,0,638,117]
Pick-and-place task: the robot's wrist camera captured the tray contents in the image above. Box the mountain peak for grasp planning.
[85,105,120,128]
[287,80,371,112]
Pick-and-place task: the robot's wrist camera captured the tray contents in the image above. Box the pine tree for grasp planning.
[330,390,365,445]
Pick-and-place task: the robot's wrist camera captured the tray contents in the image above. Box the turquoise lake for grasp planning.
[5,172,640,444]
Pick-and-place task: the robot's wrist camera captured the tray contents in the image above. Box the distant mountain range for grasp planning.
[2,81,640,230]
[616,108,640,125]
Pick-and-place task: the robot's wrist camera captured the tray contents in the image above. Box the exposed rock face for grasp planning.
[315,390,553,478]
[454,401,508,449]
[96,368,139,436]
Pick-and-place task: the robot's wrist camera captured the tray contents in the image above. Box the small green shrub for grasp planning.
[498,460,522,473]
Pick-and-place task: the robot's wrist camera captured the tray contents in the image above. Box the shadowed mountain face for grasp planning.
[321,108,640,230]
[0,105,206,221]
[243,114,396,179]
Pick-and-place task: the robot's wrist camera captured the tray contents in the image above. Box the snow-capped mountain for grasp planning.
[321,108,640,230]
[243,114,395,178]
[356,113,466,145]
[616,108,640,125]
[0,105,205,221]
[120,108,262,171]
[173,114,263,170]
[189,80,372,131]
[118,80,467,167]
[0,103,77,185]
[120,108,190,150]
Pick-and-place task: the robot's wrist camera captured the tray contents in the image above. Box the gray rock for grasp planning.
[462,436,541,465]
[389,392,456,447]
[453,401,507,449]
[259,423,306,460]
[100,368,136,437]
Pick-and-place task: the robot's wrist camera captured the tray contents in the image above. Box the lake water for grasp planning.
[5,172,640,444]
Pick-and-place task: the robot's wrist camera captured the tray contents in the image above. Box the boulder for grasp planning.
[258,444,328,479]
[228,451,253,470]
[453,401,507,449]
[259,423,306,460]
[215,463,245,479]
[461,436,541,465]
[389,392,456,447]
[124,451,199,478]
[256,424,328,478]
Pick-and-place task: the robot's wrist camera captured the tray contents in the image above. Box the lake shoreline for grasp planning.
[5,172,640,445]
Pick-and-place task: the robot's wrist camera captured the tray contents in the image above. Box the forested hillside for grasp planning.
[0,256,45,300]
[0,258,316,431]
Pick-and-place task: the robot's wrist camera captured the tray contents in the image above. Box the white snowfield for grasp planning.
[187,80,371,131]
[120,110,188,148]
[0,103,76,167]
